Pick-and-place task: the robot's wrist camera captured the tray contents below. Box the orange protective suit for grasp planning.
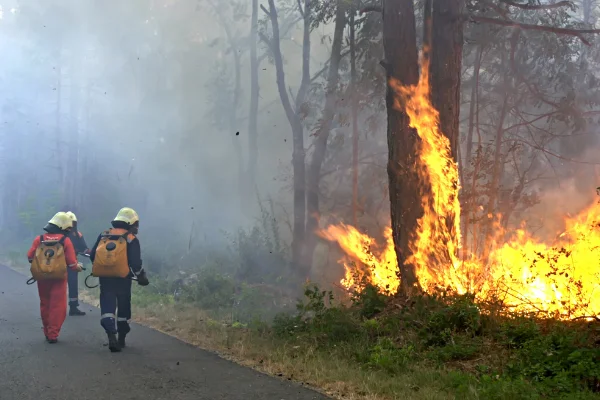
[27,233,78,341]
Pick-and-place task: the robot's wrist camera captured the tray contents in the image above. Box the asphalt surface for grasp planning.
[0,264,329,400]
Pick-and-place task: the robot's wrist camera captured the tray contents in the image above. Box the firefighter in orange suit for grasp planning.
[27,212,83,343]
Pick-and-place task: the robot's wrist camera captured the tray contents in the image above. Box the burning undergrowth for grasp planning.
[318,52,600,321]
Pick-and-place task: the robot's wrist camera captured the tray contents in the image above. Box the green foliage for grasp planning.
[422,293,482,346]
[499,318,541,349]
[505,325,600,393]
[366,337,414,374]
[269,286,600,398]
[350,283,388,318]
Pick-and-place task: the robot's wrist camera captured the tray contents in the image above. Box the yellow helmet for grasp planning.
[65,211,77,222]
[113,207,139,225]
[48,212,74,230]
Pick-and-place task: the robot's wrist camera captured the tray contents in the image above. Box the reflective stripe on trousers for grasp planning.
[99,277,132,334]
[67,268,79,306]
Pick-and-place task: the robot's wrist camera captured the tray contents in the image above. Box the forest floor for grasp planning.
[5,257,600,400]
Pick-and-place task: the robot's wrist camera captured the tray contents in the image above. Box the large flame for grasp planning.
[319,52,600,319]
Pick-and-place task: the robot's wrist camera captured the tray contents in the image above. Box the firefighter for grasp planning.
[65,211,90,316]
[27,212,83,343]
[89,207,149,352]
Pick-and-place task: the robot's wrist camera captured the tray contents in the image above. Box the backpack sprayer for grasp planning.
[26,250,89,285]
[80,252,140,289]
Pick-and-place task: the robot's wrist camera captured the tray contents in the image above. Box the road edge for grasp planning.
[1,260,333,399]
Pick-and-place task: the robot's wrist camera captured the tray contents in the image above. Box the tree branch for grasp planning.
[478,0,511,19]
[310,49,351,83]
[297,0,304,17]
[258,32,272,49]
[266,0,298,128]
[470,15,600,45]
[500,0,572,10]
[360,5,382,14]
[260,4,271,17]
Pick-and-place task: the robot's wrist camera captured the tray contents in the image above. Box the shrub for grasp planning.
[422,293,482,346]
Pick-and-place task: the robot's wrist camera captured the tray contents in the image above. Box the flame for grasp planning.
[319,225,398,294]
[319,51,600,319]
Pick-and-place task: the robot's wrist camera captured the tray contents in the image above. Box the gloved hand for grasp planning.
[137,271,149,286]
[74,262,84,272]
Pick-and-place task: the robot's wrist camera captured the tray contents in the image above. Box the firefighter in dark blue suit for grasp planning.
[89,207,149,352]
[65,211,89,316]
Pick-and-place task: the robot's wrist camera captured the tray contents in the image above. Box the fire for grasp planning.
[319,51,600,319]
[319,225,398,294]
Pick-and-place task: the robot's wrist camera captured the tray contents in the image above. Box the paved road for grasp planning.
[0,264,329,400]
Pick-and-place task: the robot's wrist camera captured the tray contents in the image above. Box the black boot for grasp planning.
[117,321,130,349]
[107,333,121,352]
[118,332,127,348]
[69,306,86,316]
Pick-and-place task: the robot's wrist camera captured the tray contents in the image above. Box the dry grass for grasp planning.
[130,303,458,400]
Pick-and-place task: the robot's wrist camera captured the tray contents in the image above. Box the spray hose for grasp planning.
[81,251,139,289]
[85,274,139,288]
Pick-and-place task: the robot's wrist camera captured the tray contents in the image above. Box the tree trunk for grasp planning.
[231,49,244,204]
[462,45,482,259]
[383,0,421,293]
[208,0,244,205]
[431,0,464,162]
[350,5,359,228]
[582,0,595,25]
[67,62,80,210]
[247,0,259,194]
[430,0,464,261]
[302,0,347,276]
[465,46,482,163]
[267,0,309,269]
[56,63,66,206]
[482,76,510,260]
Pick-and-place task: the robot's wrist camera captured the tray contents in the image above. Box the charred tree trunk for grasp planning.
[430,0,464,260]
[302,0,347,276]
[247,0,259,193]
[383,0,421,293]
[430,0,464,161]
